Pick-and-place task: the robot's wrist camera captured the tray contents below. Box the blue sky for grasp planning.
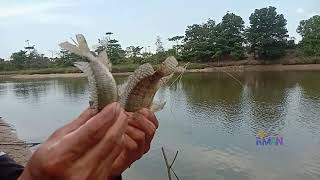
[0,0,319,59]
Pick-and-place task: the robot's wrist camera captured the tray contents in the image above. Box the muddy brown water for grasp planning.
[1,71,320,180]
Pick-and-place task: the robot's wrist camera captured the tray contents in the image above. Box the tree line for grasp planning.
[0,6,319,71]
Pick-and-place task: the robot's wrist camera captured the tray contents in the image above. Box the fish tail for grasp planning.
[76,34,91,56]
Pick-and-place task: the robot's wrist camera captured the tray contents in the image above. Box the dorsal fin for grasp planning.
[150,101,166,112]
[98,50,112,71]
[74,61,98,109]
[119,63,155,107]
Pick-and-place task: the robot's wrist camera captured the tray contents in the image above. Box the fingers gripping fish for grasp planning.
[59,34,178,112]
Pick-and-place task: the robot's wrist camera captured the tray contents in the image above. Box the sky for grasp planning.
[0,0,319,59]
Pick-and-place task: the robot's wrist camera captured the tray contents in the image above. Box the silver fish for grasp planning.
[119,57,178,112]
[59,34,117,111]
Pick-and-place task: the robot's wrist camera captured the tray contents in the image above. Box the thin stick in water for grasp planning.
[161,147,172,180]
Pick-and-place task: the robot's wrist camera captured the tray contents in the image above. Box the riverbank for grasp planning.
[2,64,320,79]
[0,117,31,165]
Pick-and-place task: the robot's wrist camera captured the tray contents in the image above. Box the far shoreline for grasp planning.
[2,64,320,80]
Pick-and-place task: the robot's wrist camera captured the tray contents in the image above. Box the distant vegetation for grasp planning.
[0,6,319,73]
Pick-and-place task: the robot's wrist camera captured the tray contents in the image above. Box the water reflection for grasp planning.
[0,83,7,97]
[55,78,88,99]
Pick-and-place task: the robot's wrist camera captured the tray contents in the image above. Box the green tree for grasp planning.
[297,15,320,56]
[216,12,246,60]
[168,35,184,57]
[0,58,6,71]
[125,46,144,63]
[246,6,289,59]
[182,19,218,61]
[10,50,29,69]
[95,32,125,64]
[54,49,84,67]
[155,36,165,53]
[9,50,52,70]
[126,46,143,58]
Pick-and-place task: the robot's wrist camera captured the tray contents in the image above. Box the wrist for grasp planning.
[18,168,34,180]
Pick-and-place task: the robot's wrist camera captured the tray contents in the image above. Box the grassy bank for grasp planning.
[1,56,319,76]
[0,63,209,75]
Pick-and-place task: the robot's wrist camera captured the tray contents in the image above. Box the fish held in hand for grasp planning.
[119,56,178,112]
[59,34,117,111]
[60,34,179,113]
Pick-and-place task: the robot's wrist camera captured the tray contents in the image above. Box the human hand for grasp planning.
[111,108,159,176]
[19,102,128,180]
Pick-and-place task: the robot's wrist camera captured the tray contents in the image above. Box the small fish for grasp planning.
[119,56,178,112]
[60,34,178,112]
[59,34,117,111]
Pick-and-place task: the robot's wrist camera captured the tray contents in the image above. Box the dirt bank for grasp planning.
[187,64,320,73]
[0,72,132,79]
[1,64,320,79]
[0,118,31,165]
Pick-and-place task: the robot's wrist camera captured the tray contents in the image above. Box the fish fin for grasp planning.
[59,42,82,56]
[158,56,178,76]
[150,101,166,112]
[119,63,155,107]
[76,34,91,55]
[98,50,112,71]
[157,74,174,88]
[75,34,97,62]
[74,62,98,109]
[176,66,187,73]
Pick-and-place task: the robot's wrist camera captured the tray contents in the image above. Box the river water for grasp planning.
[1,71,320,180]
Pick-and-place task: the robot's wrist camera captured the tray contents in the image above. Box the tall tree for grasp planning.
[125,46,143,58]
[182,19,218,61]
[155,36,165,53]
[216,12,245,60]
[297,15,320,56]
[125,46,144,63]
[168,35,184,56]
[95,32,125,64]
[246,6,289,59]
[10,50,29,69]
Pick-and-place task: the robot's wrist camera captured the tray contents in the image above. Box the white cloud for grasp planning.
[296,8,305,14]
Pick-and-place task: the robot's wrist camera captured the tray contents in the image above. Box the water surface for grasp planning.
[1,71,320,180]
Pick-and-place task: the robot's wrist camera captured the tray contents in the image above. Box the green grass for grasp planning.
[0,67,80,75]
[0,62,210,75]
